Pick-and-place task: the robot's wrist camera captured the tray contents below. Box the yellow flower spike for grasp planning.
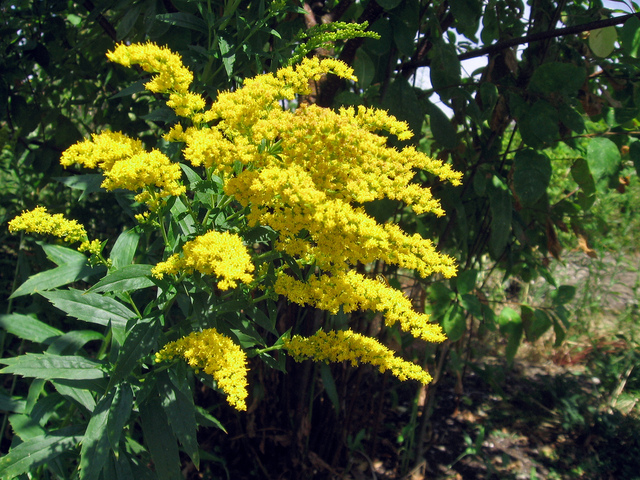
[152,231,255,290]
[284,329,432,384]
[156,329,248,411]
[9,206,88,245]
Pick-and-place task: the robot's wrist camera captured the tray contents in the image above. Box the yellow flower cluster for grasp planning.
[285,329,432,384]
[60,131,185,209]
[9,207,103,256]
[107,42,206,120]
[156,328,248,410]
[275,271,446,343]
[151,231,255,290]
[9,206,87,245]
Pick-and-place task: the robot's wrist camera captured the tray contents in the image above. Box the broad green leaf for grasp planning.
[459,293,483,318]
[116,5,141,40]
[513,149,551,206]
[140,393,181,480]
[522,307,552,342]
[391,14,415,56]
[558,103,585,133]
[430,41,461,101]
[110,229,140,270]
[586,136,621,182]
[40,289,135,330]
[571,157,596,209]
[219,36,235,79]
[47,330,104,355]
[529,62,586,96]
[0,313,62,344]
[497,306,521,330]
[589,25,617,58]
[88,264,155,293]
[498,307,522,365]
[0,354,106,380]
[110,80,147,99]
[551,285,576,306]
[158,371,199,467]
[0,393,26,414]
[79,390,114,479]
[0,425,84,478]
[10,262,105,298]
[54,174,105,200]
[428,102,458,149]
[519,100,558,147]
[376,0,402,9]
[353,49,375,90]
[52,378,96,413]
[156,12,208,33]
[449,0,482,40]
[108,383,133,452]
[453,269,477,296]
[108,317,160,389]
[442,303,466,342]
[320,363,340,415]
[621,15,640,58]
[41,243,87,266]
[487,180,512,258]
[382,76,424,138]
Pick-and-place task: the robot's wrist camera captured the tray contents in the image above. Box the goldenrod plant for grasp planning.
[1,41,460,478]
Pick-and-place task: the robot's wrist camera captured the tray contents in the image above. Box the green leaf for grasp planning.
[0,425,84,478]
[551,285,576,306]
[140,392,181,480]
[51,379,96,414]
[522,307,552,342]
[110,80,147,99]
[589,25,617,58]
[453,269,477,295]
[40,289,135,331]
[376,0,403,9]
[382,76,424,138]
[430,41,461,101]
[116,5,141,40]
[558,103,585,133]
[110,229,140,270]
[390,14,415,56]
[0,354,106,380]
[586,136,621,182]
[319,363,340,415]
[518,100,558,148]
[513,149,551,206]
[107,383,133,452]
[428,102,458,149]
[79,390,113,479]
[529,62,586,96]
[10,262,105,298]
[108,317,160,389]
[41,243,87,266]
[0,393,26,414]
[353,49,375,90]
[629,141,640,177]
[487,180,512,258]
[219,36,235,79]
[449,0,482,40]
[158,371,199,467]
[442,303,466,342]
[54,174,106,200]
[47,330,104,355]
[621,15,640,58]
[498,307,522,365]
[0,313,62,344]
[88,264,155,293]
[571,157,596,209]
[156,12,208,33]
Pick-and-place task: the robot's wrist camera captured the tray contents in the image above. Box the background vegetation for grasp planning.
[1,0,639,478]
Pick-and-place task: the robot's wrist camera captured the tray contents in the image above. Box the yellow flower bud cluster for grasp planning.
[60,130,185,210]
[285,329,432,384]
[151,231,255,290]
[8,206,87,244]
[156,328,248,411]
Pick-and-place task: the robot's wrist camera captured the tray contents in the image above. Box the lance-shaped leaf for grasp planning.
[88,264,155,293]
[0,353,106,380]
[0,313,62,344]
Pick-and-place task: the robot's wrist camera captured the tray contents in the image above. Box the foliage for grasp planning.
[2,0,640,478]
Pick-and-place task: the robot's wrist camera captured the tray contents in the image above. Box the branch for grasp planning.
[405,12,640,70]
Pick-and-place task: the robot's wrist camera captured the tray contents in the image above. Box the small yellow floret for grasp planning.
[156,329,248,410]
[9,206,88,244]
